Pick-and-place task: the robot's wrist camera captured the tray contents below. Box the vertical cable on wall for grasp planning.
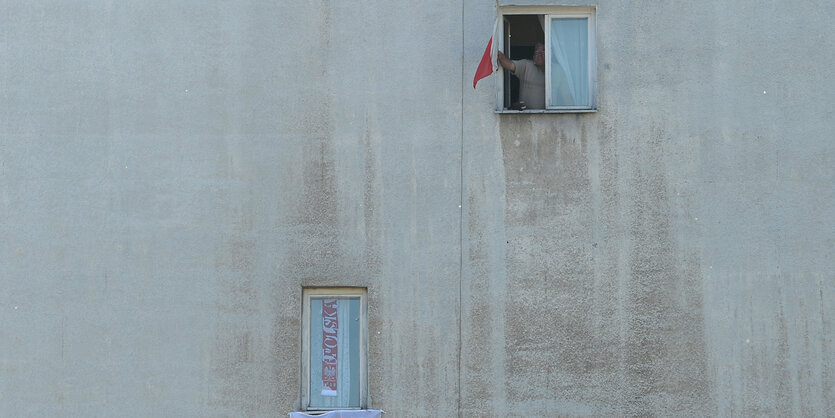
[458,0,465,417]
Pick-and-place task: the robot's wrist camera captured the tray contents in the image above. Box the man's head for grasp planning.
[533,42,545,70]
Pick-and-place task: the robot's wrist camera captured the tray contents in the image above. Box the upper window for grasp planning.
[498,6,597,112]
[300,287,368,412]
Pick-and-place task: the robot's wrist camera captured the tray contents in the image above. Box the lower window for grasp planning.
[301,288,368,411]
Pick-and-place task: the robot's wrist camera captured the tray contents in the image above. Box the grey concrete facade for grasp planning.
[1,1,833,416]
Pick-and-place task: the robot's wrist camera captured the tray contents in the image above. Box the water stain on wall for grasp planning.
[497,116,711,414]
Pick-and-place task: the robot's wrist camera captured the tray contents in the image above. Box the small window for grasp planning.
[498,6,597,112]
[301,288,368,412]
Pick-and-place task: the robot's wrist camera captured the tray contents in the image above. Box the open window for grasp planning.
[498,6,597,112]
[300,287,368,412]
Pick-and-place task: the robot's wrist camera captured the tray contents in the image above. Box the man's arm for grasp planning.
[497,51,515,73]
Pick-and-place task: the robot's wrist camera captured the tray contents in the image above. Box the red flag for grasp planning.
[473,37,494,88]
[473,18,499,89]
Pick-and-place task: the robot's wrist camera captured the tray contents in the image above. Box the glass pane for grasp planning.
[550,17,589,107]
[309,297,361,409]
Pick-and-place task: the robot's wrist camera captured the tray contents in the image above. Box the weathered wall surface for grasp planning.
[1,1,462,416]
[1,0,833,417]
[461,0,834,416]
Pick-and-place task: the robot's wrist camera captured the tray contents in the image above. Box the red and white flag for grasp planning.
[473,18,499,89]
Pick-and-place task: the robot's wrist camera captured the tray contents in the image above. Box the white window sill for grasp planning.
[291,410,383,418]
[495,109,597,114]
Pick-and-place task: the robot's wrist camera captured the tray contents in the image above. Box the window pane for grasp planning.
[309,297,361,409]
[550,18,589,107]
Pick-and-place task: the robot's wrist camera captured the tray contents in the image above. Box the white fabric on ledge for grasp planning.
[290,410,382,418]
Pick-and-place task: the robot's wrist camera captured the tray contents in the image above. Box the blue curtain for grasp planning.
[550,18,588,107]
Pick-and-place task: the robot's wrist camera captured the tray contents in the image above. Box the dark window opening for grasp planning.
[503,15,544,109]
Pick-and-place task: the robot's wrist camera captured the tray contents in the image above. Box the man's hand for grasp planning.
[497,51,515,73]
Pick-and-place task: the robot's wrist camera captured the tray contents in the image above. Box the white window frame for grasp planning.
[300,287,368,412]
[497,6,597,113]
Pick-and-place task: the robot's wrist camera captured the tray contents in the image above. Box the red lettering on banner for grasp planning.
[321,299,338,395]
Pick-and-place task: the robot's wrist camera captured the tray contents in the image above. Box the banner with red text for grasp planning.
[321,299,339,396]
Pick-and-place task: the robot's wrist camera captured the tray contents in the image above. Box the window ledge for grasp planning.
[495,109,597,114]
[291,410,383,418]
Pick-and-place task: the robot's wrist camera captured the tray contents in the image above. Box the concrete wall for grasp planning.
[1,0,832,416]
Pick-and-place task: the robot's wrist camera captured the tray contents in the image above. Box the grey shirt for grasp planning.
[512,59,545,109]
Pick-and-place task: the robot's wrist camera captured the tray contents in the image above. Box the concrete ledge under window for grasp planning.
[495,109,597,114]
